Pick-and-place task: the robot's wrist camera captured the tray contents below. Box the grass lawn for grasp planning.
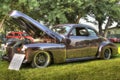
[0,43,120,80]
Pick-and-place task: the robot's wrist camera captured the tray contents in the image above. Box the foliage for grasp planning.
[83,0,120,36]
[0,0,39,33]
[0,0,89,32]
[0,0,120,36]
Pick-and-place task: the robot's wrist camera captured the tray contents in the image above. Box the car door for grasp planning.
[86,28,103,56]
[66,27,90,59]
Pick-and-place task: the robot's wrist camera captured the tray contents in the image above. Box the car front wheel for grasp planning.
[31,51,51,68]
[102,48,112,60]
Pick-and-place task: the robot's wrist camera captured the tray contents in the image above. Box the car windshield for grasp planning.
[52,26,71,35]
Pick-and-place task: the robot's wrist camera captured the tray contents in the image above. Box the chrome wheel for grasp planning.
[103,48,112,60]
[32,51,51,68]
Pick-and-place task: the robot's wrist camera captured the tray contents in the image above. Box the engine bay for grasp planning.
[34,34,56,43]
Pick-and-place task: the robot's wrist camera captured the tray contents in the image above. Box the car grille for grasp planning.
[6,47,14,61]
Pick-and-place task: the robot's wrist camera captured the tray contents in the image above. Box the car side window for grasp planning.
[87,28,97,36]
[70,27,88,36]
[70,28,76,36]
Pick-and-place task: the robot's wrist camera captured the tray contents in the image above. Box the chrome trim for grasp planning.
[22,43,65,50]
[21,45,27,51]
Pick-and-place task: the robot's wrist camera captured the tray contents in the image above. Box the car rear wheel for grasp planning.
[102,48,112,60]
[31,51,51,68]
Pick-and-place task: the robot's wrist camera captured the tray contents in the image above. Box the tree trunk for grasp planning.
[103,17,111,38]
[98,21,103,36]
[76,14,81,24]
[0,16,7,29]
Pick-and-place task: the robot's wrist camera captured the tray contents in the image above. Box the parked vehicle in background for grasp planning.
[3,10,117,68]
[6,31,34,42]
[108,36,120,43]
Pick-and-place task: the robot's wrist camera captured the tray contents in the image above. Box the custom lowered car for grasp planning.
[4,10,117,68]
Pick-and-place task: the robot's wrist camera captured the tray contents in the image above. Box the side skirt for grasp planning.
[66,56,96,63]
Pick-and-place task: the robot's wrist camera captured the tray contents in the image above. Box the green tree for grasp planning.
[31,0,120,36]
[0,0,39,32]
[83,0,120,37]
[33,0,88,25]
[0,0,120,37]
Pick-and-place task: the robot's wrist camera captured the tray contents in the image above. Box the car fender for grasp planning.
[97,41,117,58]
[22,43,66,63]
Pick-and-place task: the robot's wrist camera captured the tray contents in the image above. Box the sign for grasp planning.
[8,54,25,70]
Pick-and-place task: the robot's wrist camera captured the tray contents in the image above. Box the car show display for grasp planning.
[2,10,117,68]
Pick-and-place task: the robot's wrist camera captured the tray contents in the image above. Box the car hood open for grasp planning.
[9,10,63,42]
